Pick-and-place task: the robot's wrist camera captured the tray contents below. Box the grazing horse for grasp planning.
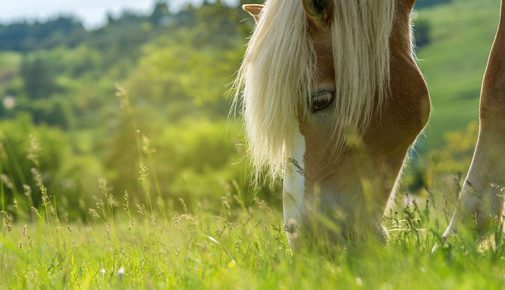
[238,0,505,247]
[235,0,430,246]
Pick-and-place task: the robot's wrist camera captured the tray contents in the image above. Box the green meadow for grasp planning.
[1,0,505,288]
[417,0,500,147]
[2,197,505,289]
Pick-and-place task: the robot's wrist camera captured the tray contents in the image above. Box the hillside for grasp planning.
[0,0,501,216]
[416,0,500,148]
[0,0,496,150]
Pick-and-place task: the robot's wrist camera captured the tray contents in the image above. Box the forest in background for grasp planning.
[0,0,490,220]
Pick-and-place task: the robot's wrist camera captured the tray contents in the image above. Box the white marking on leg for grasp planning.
[283,128,305,244]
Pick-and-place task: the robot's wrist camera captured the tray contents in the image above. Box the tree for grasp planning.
[416,0,452,9]
[150,1,171,26]
[414,18,432,49]
[20,56,60,99]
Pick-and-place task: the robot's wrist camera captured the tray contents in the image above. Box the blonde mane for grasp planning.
[234,0,396,178]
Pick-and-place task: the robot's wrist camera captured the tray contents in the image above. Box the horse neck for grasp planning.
[389,0,414,55]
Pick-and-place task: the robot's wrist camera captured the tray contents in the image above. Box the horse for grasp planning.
[235,0,504,247]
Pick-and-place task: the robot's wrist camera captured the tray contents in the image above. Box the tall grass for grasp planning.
[2,183,505,289]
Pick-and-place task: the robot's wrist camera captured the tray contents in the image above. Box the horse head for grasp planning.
[237,0,430,247]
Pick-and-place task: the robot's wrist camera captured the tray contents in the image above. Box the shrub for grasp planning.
[0,115,103,220]
[414,18,432,49]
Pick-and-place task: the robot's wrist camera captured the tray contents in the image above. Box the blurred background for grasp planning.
[0,0,499,220]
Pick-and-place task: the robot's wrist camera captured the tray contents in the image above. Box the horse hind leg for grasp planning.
[443,134,505,240]
[442,2,505,241]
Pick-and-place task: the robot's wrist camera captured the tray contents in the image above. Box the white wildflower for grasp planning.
[117,266,125,278]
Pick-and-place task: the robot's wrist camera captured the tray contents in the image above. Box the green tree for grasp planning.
[414,18,432,49]
[20,56,60,100]
[150,1,171,26]
[416,0,452,9]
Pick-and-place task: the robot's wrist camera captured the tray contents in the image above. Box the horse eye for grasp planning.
[311,90,334,113]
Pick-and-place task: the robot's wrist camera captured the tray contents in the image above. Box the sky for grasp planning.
[0,0,234,29]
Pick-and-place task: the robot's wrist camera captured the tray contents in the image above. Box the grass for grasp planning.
[2,196,505,290]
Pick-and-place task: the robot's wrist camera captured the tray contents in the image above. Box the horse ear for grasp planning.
[302,0,334,29]
[242,4,264,23]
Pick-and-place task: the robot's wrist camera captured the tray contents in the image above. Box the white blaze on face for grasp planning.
[283,128,306,243]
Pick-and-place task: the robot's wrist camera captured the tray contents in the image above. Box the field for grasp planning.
[2,0,505,289]
[2,194,505,290]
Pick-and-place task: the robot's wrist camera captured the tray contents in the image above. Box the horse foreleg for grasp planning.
[443,1,505,240]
